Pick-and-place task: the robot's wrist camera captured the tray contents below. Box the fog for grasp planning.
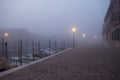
[0,0,110,41]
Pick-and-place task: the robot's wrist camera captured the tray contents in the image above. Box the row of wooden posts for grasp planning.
[0,39,67,66]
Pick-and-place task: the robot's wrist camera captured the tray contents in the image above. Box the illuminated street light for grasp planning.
[72,27,76,48]
[0,32,8,58]
[72,28,76,32]
[4,33,8,37]
[94,35,97,39]
[82,34,86,38]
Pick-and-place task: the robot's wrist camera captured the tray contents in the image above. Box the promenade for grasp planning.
[0,46,120,80]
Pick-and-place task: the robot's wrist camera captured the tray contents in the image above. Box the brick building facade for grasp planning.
[103,0,120,47]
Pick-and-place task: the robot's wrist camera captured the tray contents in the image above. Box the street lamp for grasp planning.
[0,32,9,58]
[72,28,76,32]
[4,33,8,37]
[72,27,76,48]
[94,35,97,39]
[82,34,86,38]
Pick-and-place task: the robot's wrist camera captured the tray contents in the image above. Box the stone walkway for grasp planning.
[0,46,120,80]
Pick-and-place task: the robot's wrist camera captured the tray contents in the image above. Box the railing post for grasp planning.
[2,37,5,57]
[19,40,22,66]
[49,40,51,54]
[5,42,8,59]
[38,41,41,58]
[32,41,35,61]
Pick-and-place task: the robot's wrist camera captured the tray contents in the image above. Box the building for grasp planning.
[103,0,120,47]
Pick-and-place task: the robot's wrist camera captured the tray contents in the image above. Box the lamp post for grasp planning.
[94,35,97,39]
[81,34,87,47]
[82,34,86,38]
[72,28,76,48]
[0,32,9,58]
[4,33,9,59]
[4,33,8,37]
[1,37,5,57]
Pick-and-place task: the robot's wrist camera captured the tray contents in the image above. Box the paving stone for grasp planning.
[0,46,120,80]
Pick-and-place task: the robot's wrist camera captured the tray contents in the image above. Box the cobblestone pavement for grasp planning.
[0,46,120,80]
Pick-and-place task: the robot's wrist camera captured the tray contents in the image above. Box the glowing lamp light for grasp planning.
[4,33,8,37]
[94,36,97,39]
[72,28,76,32]
[82,34,86,38]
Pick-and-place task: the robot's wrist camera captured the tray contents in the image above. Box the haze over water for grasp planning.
[0,0,110,42]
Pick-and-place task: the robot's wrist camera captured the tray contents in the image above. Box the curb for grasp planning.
[0,48,71,78]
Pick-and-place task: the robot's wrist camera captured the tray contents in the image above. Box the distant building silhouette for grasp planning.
[103,0,120,47]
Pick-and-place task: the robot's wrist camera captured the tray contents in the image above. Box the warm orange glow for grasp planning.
[72,28,76,32]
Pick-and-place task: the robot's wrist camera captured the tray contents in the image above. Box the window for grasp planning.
[119,27,120,41]
[114,31,116,41]
[117,28,119,40]
[112,31,116,41]
[112,32,114,40]
[115,30,117,40]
